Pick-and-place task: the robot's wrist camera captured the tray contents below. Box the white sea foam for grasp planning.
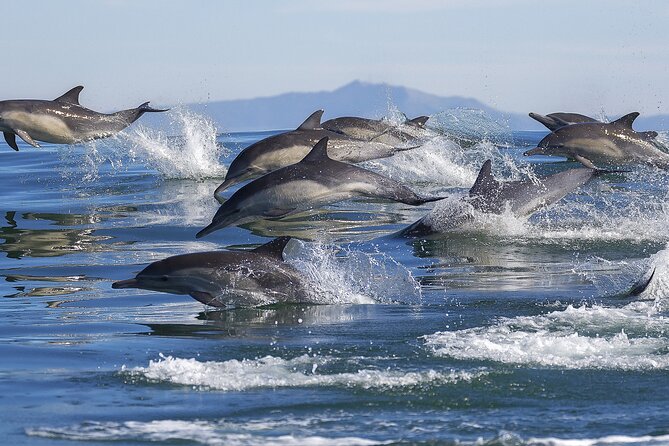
[526,433,669,446]
[26,419,387,445]
[424,301,669,370]
[122,354,481,391]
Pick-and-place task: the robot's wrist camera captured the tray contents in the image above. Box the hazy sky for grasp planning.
[4,0,668,116]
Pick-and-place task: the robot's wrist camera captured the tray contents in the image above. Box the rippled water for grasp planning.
[1,109,668,445]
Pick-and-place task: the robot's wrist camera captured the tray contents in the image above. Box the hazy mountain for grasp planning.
[175,81,530,132]
[147,81,669,132]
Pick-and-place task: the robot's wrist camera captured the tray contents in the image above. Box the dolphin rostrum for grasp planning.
[524,112,666,169]
[399,159,599,237]
[198,137,444,238]
[0,86,167,151]
[529,112,599,131]
[214,110,421,200]
[112,237,308,307]
[321,115,430,147]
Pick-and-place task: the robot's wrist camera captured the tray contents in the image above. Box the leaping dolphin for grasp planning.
[399,159,599,237]
[112,237,308,307]
[321,115,430,147]
[198,137,444,238]
[214,110,421,200]
[529,112,599,131]
[524,112,666,169]
[0,86,167,151]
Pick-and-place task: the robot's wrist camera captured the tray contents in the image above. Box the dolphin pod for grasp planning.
[213,110,428,201]
[524,112,666,169]
[198,137,444,238]
[0,85,654,305]
[0,86,167,151]
[112,237,308,307]
[398,159,600,237]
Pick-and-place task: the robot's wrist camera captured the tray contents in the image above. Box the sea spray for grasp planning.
[285,240,422,305]
[59,108,228,182]
[122,108,228,179]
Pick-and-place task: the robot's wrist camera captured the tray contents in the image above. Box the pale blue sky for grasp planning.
[4,0,668,115]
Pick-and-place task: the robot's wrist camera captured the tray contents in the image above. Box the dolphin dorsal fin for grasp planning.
[300,137,331,164]
[469,160,501,197]
[408,116,429,127]
[297,110,324,130]
[54,86,84,105]
[612,112,640,129]
[252,236,292,260]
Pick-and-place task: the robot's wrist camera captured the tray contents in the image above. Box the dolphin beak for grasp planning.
[524,147,542,156]
[112,278,139,289]
[195,223,218,239]
[214,177,240,202]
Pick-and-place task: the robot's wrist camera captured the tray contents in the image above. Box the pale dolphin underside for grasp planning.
[199,137,445,238]
[112,237,308,308]
[0,86,167,151]
[398,159,599,237]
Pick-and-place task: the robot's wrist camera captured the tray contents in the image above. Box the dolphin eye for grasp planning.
[160,276,169,282]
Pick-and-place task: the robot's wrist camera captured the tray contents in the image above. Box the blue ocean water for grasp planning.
[1,108,668,445]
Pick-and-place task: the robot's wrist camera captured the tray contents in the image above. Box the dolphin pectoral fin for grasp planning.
[14,130,40,148]
[189,291,223,307]
[263,208,295,219]
[573,154,597,170]
[3,132,19,151]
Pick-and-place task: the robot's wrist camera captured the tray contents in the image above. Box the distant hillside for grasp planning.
[182,81,532,132]
[145,81,669,132]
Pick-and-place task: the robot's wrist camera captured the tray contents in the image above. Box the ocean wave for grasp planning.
[26,419,387,445]
[424,301,669,370]
[122,354,483,391]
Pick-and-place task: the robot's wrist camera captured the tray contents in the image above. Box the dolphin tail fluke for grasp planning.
[529,112,563,131]
[117,102,169,124]
[132,102,169,123]
[629,267,655,296]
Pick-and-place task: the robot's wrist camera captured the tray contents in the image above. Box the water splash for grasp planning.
[286,240,422,305]
[59,108,228,182]
[122,108,228,179]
